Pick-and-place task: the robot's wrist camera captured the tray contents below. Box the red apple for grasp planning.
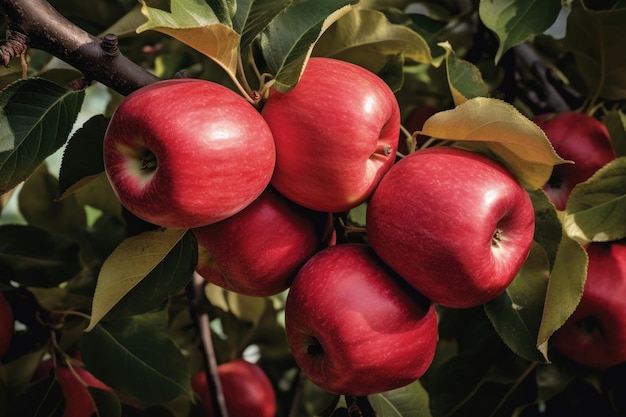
[284,243,438,396]
[193,186,334,297]
[0,292,13,359]
[191,359,276,417]
[367,147,535,309]
[261,57,400,213]
[534,112,616,210]
[104,78,276,229]
[551,240,626,369]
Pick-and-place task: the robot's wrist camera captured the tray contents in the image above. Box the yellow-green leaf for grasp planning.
[563,157,626,243]
[484,242,551,363]
[313,8,432,74]
[86,228,187,331]
[536,234,587,355]
[137,0,241,79]
[226,292,267,325]
[602,109,626,158]
[421,97,568,189]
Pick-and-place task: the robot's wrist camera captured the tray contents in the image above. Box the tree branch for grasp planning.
[0,0,159,95]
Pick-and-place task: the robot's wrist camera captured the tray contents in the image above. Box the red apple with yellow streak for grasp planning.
[104,78,276,228]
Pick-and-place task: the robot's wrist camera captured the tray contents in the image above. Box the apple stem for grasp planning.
[336,217,366,242]
[492,228,503,248]
[347,397,363,417]
[374,144,393,157]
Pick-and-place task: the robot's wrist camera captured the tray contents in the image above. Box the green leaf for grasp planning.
[484,242,551,363]
[420,97,568,189]
[137,0,241,79]
[369,379,432,417]
[81,315,192,404]
[233,0,292,50]
[536,235,587,355]
[72,173,122,221]
[528,189,563,267]
[427,352,493,417]
[563,157,626,243]
[99,4,148,37]
[0,78,85,194]
[39,68,85,88]
[89,388,122,417]
[602,109,626,158]
[260,0,359,92]
[479,0,562,63]
[8,374,64,417]
[383,8,448,64]
[313,8,432,75]
[49,0,140,34]
[86,228,188,331]
[0,224,82,287]
[105,230,197,319]
[438,41,489,106]
[207,0,236,27]
[563,1,626,100]
[57,115,109,199]
[18,163,87,240]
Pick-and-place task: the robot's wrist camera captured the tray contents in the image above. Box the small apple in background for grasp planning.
[0,291,13,359]
[104,78,276,229]
[367,147,535,309]
[533,111,616,210]
[261,57,400,213]
[284,244,438,396]
[191,359,276,417]
[402,104,441,153]
[33,356,112,417]
[193,187,334,297]
[551,240,626,369]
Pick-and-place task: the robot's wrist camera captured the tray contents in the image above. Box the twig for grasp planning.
[190,272,229,417]
[0,0,159,96]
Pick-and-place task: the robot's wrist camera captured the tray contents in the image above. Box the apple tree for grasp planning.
[1,0,626,416]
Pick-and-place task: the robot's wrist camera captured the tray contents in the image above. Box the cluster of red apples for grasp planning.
[102,56,623,398]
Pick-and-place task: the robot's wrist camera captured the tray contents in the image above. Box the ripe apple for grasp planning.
[284,243,438,396]
[193,186,334,297]
[191,359,276,417]
[104,78,276,229]
[261,57,400,213]
[0,292,13,359]
[551,240,626,369]
[534,112,616,210]
[366,146,535,309]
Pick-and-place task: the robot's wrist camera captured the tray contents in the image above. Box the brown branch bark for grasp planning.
[0,0,159,95]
